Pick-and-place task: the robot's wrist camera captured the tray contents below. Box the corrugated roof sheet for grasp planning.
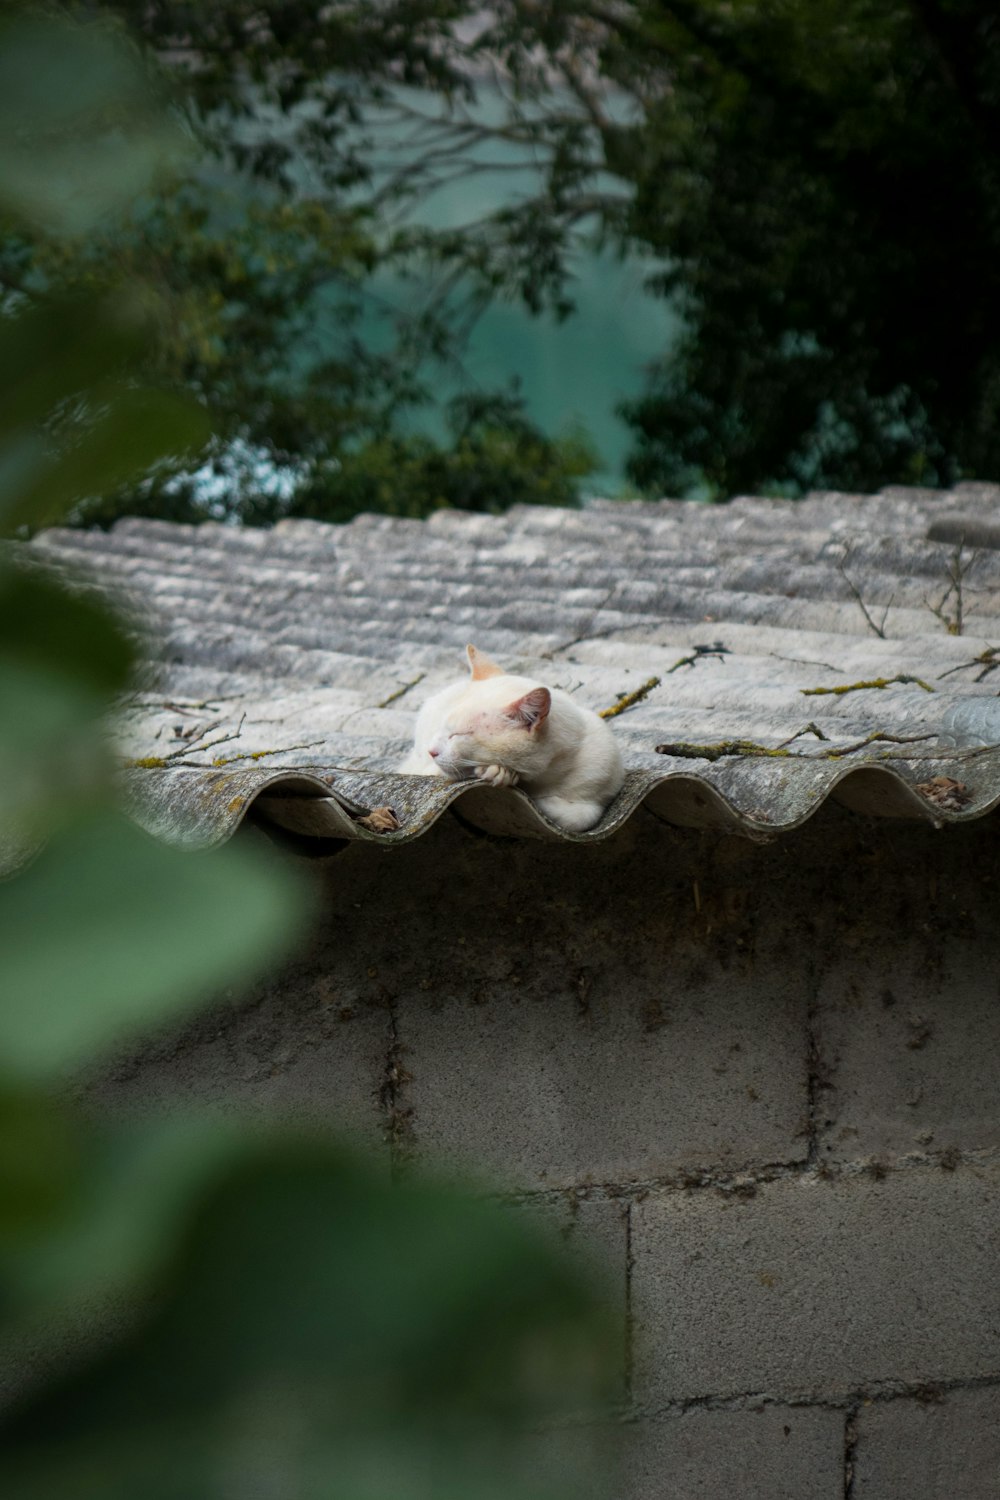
[16,482,1000,855]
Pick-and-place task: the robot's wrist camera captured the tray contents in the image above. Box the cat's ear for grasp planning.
[507,686,551,730]
[467,644,503,680]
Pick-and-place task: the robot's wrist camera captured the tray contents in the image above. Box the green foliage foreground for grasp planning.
[0,14,615,1496]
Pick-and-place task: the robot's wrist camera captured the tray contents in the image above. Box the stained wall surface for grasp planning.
[88,805,1000,1500]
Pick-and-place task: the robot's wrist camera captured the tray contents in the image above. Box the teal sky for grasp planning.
[360,87,679,491]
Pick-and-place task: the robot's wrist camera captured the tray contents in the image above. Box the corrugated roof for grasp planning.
[17,482,1000,855]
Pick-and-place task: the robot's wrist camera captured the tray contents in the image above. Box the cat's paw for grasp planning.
[475,764,519,788]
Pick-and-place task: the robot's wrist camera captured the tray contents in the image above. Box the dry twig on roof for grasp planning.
[823,731,935,758]
[124,721,328,771]
[209,740,325,767]
[666,641,729,673]
[545,585,620,657]
[175,716,247,759]
[777,721,828,747]
[770,652,844,673]
[925,544,980,636]
[879,743,1000,764]
[599,676,661,718]
[654,730,935,762]
[120,694,236,715]
[937,646,1000,682]
[377,674,425,708]
[801,675,934,697]
[124,715,248,769]
[171,718,224,744]
[837,547,894,638]
[654,738,792,761]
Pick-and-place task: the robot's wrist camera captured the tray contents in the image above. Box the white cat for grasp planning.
[399,645,624,832]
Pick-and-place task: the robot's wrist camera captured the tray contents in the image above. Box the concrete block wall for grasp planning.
[91,807,1000,1498]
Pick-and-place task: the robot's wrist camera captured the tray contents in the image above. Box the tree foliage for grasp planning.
[612,0,1000,495]
[11,1,991,514]
[434,1,1000,497]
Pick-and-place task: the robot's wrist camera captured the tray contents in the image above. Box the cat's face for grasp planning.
[427,667,552,781]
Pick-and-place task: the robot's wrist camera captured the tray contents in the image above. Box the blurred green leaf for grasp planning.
[3,388,211,534]
[0,567,134,700]
[0,296,146,444]
[0,12,186,236]
[0,814,308,1077]
[0,567,134,835]
[0,14,209,538]
[0,1139,616,1500]
[0,659,110,770]
[0,1115,244,1325]
[0,1085,82,1248]
[0,15,617,1500]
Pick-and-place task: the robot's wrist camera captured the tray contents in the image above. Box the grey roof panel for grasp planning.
[16,482,1000,856]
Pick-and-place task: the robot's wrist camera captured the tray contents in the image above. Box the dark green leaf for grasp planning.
[0,1140,616,1500]
[0,566,134,700]
[6,389,211,533]
[0,296,147,444]
[0,814,308,1077]
[0,569,134,832]
[0,1085,82,1246]
[0,13,186,235]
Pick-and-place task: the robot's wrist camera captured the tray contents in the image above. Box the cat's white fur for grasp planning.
[399,644,624,832]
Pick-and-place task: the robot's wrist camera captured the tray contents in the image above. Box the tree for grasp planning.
[17,2,991,512]
[439,1,1000,497]
[282,0,1000,500]
[614,0,1000,496]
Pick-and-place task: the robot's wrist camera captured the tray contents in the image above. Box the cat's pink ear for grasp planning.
[507,686,551,730]
[467,644,503,680]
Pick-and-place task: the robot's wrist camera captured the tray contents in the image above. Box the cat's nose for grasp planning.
[428,747,440,758]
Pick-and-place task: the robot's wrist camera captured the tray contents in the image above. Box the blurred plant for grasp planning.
[1,1,597,526]
[0,10,615,1496]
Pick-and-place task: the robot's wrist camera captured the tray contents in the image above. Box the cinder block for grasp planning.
[285,818,814,1189]
[400,960,808,1190]
[815,945,1000,1164]
[527,1407,843,1500]
[620,1406,844,1500]
[852,1388,1000,1499]
[631,1163,1000,1404]
[83,969,390,1149]
[515,1194,629,1390]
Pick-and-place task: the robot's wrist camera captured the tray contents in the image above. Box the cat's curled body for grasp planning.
[399,645,624,832]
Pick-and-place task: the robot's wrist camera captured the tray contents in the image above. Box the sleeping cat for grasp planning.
[399,645,624,832]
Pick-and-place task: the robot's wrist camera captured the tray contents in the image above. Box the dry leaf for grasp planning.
[915,776,971,811]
